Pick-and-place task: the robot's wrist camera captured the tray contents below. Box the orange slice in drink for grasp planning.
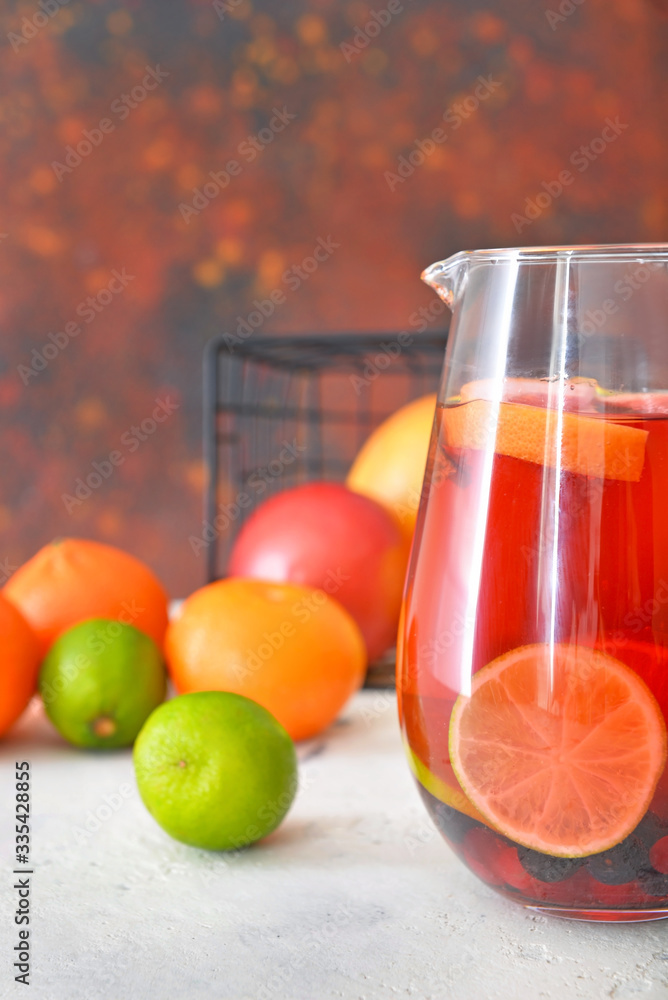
[449,644,667,858]
[444,395,647,482]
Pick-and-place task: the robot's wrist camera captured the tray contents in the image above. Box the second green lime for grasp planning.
[133,691,298,851]
[39,618,166,748]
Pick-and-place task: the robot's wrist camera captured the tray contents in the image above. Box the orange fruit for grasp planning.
[4,539,169,658]
[347,394,436,543]
[449,644,667,858]
[443,398,647,482]
[165,578,367,741]
[0,593,40,736]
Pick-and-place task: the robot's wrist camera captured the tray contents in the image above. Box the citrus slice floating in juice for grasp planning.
[449,644,667,858]
[601,391,668,415]
[459,376,600,413]
[403,739,489,825]
[444,391,648,482]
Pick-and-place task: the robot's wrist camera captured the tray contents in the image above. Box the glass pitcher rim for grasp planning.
[424,243,668,272]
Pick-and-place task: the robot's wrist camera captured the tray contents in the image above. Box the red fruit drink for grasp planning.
[398,383,668,917]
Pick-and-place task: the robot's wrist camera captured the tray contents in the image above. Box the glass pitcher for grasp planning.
[397,245,668,921]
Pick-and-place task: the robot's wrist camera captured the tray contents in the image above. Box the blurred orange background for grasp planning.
[1,0,667,595]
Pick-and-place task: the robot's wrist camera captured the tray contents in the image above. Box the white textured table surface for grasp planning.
[2,691,668,1000]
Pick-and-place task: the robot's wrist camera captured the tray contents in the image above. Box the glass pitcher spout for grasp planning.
[421,252,470,310]
[422,243,668,313]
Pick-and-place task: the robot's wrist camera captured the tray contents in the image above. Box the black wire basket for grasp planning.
[202,330,448,684]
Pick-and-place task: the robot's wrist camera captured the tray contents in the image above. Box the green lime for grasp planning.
[39,618,166,748]
[133,691,298,851]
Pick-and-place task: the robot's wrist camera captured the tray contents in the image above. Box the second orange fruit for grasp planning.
[165,578,367,741]
[4,538,169,658]
[0,593,40,736]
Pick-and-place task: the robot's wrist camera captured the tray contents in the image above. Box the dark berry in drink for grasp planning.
[517,846,583,883]
[635,812,668,852]
[638,870,668,897]
[418,785,480,844]
[587,835,649,885]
